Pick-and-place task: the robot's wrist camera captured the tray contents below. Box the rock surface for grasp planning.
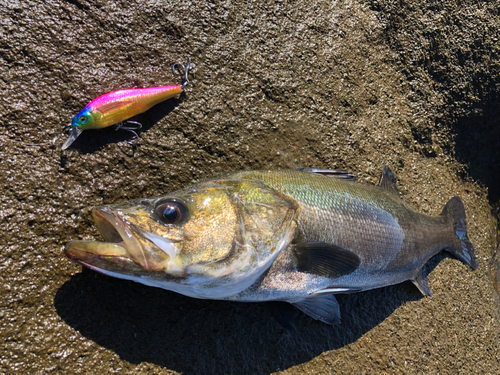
[1,0,499,373]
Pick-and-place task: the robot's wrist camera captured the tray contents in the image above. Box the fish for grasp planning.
[61,60,194,150]
[64,167,478,326]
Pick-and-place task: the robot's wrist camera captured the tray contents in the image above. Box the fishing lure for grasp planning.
[62,60,194,150]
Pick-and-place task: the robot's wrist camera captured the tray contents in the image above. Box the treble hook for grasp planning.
[114,121,142,146]
[172,58,195,91]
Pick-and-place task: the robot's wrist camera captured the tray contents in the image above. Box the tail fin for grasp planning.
[441,196,478,270]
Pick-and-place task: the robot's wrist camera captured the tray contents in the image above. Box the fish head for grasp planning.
[65,179,298,298]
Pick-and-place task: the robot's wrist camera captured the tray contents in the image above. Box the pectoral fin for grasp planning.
[293,242,360,278]
[292,295,341,325]
[412,270,432,297]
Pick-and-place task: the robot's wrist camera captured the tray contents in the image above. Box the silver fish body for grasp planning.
[65,167,477,325]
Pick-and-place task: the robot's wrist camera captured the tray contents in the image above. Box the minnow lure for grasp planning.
[62,60,194,150]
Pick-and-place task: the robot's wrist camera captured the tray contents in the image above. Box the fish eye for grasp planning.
[79,115,88,123]
[155,199,189,225]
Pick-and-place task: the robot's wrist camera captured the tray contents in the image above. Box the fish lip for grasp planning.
[64,240,148,277]
[64,241,137,267]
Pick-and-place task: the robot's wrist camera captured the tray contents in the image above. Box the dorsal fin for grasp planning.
[293,242,360,278]
[377,166,399,196]
[298,168,357,181]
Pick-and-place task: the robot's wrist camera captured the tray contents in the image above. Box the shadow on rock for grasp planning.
[55,254,450,374]
[454,97,500,202]
[62,96,183,154]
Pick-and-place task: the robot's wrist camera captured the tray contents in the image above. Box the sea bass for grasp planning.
[65,167,477,325]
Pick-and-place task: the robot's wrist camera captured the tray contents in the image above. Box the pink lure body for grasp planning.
[62,85,183,150]
[82,85,183,129]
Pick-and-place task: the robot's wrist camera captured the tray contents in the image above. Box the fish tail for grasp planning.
[441,196,478,269]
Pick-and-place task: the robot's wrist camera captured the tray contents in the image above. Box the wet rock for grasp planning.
[1,0,499,373]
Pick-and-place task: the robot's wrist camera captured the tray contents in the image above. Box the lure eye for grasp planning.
[155,199,189,225]
[79,115,88,123]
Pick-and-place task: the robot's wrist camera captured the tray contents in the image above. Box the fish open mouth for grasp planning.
[65,207,171,274]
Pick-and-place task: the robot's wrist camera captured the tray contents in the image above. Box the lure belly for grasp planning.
[62,60,193,150]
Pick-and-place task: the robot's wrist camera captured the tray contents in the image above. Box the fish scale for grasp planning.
[242,170,407,266]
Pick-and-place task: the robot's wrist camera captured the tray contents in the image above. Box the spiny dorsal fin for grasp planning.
[292,295,341,325]
[293,242,360,278]
[412,270,432,297]
[298,168,357,181]
[377,165,399,196]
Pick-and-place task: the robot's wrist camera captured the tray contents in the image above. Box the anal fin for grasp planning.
[292,295,341,325]
[412,271,432,297]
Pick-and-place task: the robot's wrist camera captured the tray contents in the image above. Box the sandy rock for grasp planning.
[1,0,499,373]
